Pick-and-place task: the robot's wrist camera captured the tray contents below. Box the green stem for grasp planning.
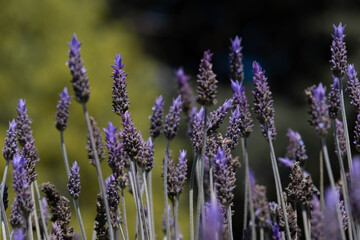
[268,133,291,240]
[339,78,353,173]
[189,154,197,240]
[199,107,208,236]
[117,217,126,240]
[334,120,356,240]
[0,161,10,240]
[27,213,34,240]
[142,170,153,239]
[82,103,114,240]
[227,205,234,240]
[321,137,346,240]
[59,131,87,240]
[301,205,310,240]
[260,228,264,240]
[128,166,141,240]
[163,140,171,240]
[34,180,49,240]
[319,148,324,212]
[147,171,155,240]
[120,189,129,240]
[31,183,41,240]
[174,196,180,240]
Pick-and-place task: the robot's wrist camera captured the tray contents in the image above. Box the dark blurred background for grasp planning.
[1,0,360,239]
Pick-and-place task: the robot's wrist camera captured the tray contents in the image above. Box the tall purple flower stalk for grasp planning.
[164,95,183,140]
[252,61,276,141]
[111,54,130,116]
[167,150,187,200]
[67,34,90,103]
[328,77,340,119]
[149,96,164,139]
[67,161,80,200]
[346,64,360,111]
[229,36,244,83]
[16,99,32,147]
[191,107,204,154]
[283,129,308,167]
[55,87,71,131]
[330,23,347,79]
[175,67,195,118]
[120,111,142,161]
[207,99,233,135]
[3,119,17,161]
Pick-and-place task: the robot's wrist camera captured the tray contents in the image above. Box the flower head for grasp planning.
[229,36,244,83]
[207,99,233,135]
[164,95,183,140]
[328,77,340,119]
[149,95,164,139]
[175,67,195,118]
[67,161,81,200]
[120,111,142,161]
[335,119,347,158]
[284,129,307,166]
[112,54,130,115]
[86,116,105,166]
[330,23,347,78]
[3,119,18,161]
[346,64,360,111]
[55,87,71,131]
[191,107,205,154]
[16,99,32,147]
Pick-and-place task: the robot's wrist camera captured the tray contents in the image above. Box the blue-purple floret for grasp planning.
[55,87,71,131]
[67,161,81,200]
[3,119,18,161]
[229,36,244,83]
[164,95,183,140]
[112,54,130,116]
[67,34,90,103]
[13,228,26,240]
[207,99,233,135]
[149,95,164,139]
[272,225,281,240]
[252,61,276,141]
[330,23,347,78]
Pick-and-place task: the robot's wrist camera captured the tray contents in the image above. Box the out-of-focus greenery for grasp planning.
[0,0,191,238]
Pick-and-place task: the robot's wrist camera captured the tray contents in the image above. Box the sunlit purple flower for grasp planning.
[112,54,130,116]
[55,87,71,131]
[67,161,80,200]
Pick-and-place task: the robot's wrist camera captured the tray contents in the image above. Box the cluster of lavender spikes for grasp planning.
[3,22,360,240]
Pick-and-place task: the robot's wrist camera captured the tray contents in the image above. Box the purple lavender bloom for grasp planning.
[167,150,188,200]
[278,157,294,168]
[187,106,197,138]
[10,199,23,228]
[306,83,330,137]
[176,150,187,195]
[13,228,26,240]
[120,111,142,161]
[330,23,347,78]
[16,99,32,147]
[141,138,154,172]
[350,157,360,221]
[41,197,50,226]
[55,87,71,131]
[149,95,164,139]
[323,189,341,239]
[354,113,360,152]
[105,175,120,229]
[22,137,40,182]
[164,95,183,140]
[175,67,195,118]
[335,119,347,158]
[347,64,360,111]
[86,116,105,166]
[310,195,323,239]
[112,54,130,116]
[67,161,81,200]
[328,77,340,119]
[191,107,205,154]
[272,224,281,240]
[196,50,218,106]
[231,80,253,138]
[3,119,18,161]
[252,61,276,141]
[67,34,90,103]
[207,99,233,135]
[11,153,33,218]
[229,36,244,83]
[225,107,242,150]
[284,129,307,166]
[212,147,236,206]
[204,202,223,240]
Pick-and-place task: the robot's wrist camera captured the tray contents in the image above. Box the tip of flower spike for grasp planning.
[223,99,233,111]
[155,95,164,108]
[203,50,213,61]
[17,99,27,114]
[332,76,340,89]
[230,36,242,53]
[312,83,326,101]
[105,175,116,187]
[195,107,205,122]
[68,33,81,52]
[59,87,71,102]
[71,161,79,173]
[278,157,294,168]
[121,111,132,125]
[104,122,117,142]
[175,67,190,85]
[112,54,125,70]
[230,79,242,93]
[173,95,182,109]
[333,23,346,41]
[12,153,26,169]
[214,147,227,166]
[347,64,357,80]
[231,107,241,119]
[252,61,262,75]
[9,119,16,132]
[179,150,187,163]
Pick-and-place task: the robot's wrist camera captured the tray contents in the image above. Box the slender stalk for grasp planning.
[242,166,248,231]
[260,227,264,240]
[129,162,146,240]
[321,138,346,240]
[195,154,202,240]
[226,205,234,240]
[339,78,353,173]
[293,202,297,240]
[2,222,6,240]
[117,217,126,240]
[82,103,114,240]
[31,183,41,240]
[0,161,10,240]
[189,154,198,240]
[142,170,153,239]
[34,180,49,240]
[268,133,291,240]
[174,196,180,240]
[199,107,208,235]
[319,148,324,211]
[163,140,171,240]
[27,214,34,240]
[147,171,155,240]
[59,131,87,240]
[241,138,256,240]
[301,205,310,240]
[334,120,356,240]
[128,168,140,240]
[120,189,129,240]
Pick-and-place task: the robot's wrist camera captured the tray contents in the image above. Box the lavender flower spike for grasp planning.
[67,161,81,200]
[346,64,360,111]
[191,107,205,154]
[252,61,276,141]
[328,77,340,119]
[3,119,17,161]
[207,99,233,135]
[335,119,347,158]
[323,189,342,239]
[138,138,154,172]
[349,158,360,221]
[86,116,105,166]
[149,95,164,139]
[105,175,120,229]
[16,99,32,147]
[310,195,323,239]
[285,129,307,166]
[55,87,71,131]
[175,67,195,118]
[120,111,142,161]
[13,228,26,240]
[229,36,244,83]
[196,50,218,106]
[176,150,187,196]
[231,79,253,137]
[164,95,183,140]
[330,23,347,78]
[112,54,130,116]
[67,34,90,103]
[306,83,330,137]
